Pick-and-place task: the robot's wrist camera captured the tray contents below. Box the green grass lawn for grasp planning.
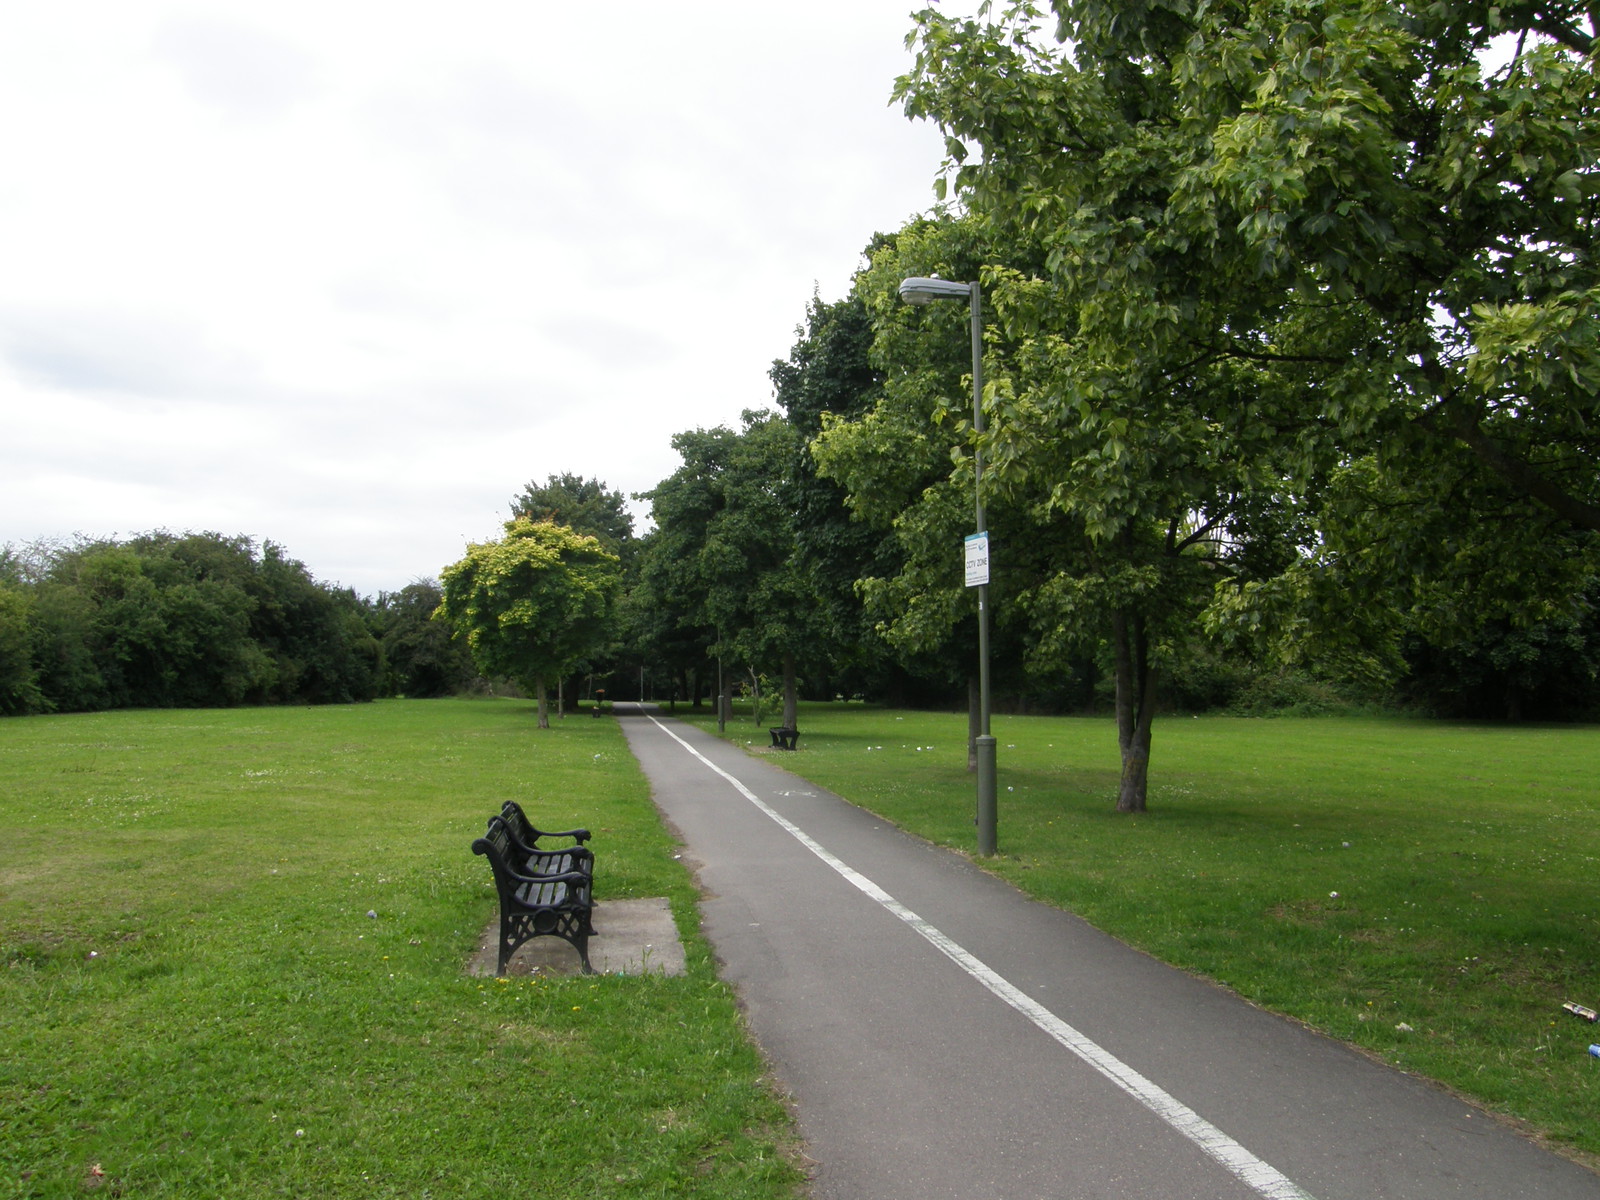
[0,700,803,1200]
[694,702,1600,1164]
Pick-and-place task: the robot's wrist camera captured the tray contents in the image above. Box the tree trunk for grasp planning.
[1111,609,1157,812]
[967,675,980,773]
[535,677,551,729]
[782,653,798,730]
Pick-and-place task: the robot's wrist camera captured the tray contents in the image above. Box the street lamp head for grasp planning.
[899,276,975,305]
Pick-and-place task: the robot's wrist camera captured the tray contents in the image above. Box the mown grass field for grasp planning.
[0,700,803,1200]
[693,703,1600,1164]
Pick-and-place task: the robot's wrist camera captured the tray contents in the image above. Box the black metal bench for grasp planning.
[472,820,596,975]
[769,726,799,750]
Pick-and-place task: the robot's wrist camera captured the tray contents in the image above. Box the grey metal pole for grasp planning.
[896,274,999,856]
[717,638,726,733]
[971,281,997,856]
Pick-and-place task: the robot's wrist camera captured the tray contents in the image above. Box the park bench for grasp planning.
[472,819,596,975]
[769,726,799,750]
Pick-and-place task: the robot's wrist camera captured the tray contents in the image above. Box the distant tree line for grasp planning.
[0,532,477,715]
[618,295,1600,742]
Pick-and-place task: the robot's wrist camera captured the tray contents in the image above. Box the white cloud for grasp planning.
[0,0,967,593]
[151,14,323,120]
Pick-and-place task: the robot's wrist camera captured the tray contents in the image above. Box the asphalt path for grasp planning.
[615,704,1600,1200]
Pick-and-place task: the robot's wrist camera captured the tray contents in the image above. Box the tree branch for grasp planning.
[1439,409,1600,531]
[1413,366,1600,532]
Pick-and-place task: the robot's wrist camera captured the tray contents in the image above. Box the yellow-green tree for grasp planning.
[437,518,621,727]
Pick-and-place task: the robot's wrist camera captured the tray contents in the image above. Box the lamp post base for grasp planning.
[976,735,998,856]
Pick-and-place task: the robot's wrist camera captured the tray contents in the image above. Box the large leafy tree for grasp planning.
[510,473,637,563]
[436,518,621,727]
[897,0,1600,636]
[637,412,815,728]
[509,474,637,703]
[0,580,40,715]
[817,214,1309,809]
[769,290,907,701]
[244,541,383,705]
[880,0,1600,805]
[374,579,478,698]
[811,218,1070,758]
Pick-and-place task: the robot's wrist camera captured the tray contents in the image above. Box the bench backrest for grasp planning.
[484,814,590,873]
[498,801,536,850]
[499,800,589,847]
[471,822,523,899]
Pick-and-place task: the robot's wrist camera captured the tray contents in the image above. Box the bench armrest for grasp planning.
[538,827,591,844]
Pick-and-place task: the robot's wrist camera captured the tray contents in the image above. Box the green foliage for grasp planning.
[896,0,1600,617]
[436,519,621,726]
[636,412,818,723]
[373,580,479,698]
[816,206,1313,805]
[1401,581,1600,719]
[245,542,382,705]
[0,533,382,714]
[770,290,908,697]
[510,473,637,563]
[812,217,1040,699]
[0,582,40,715]
[853,0,1600,797]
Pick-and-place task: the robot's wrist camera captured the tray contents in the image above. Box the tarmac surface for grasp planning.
[614,703,1600,1200]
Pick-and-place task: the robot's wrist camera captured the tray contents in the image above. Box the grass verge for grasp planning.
[0,700,803,1200]
[691,702,1600,1164]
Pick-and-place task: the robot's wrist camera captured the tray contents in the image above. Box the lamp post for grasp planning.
[898,275,997,856]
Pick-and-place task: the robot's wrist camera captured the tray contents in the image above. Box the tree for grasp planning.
[638,412,818,729]
[232,540,381,705]
[621,528,712,707]
[810,218,1078,757]
[770,289,911,703]
[884,0,1600,805]
[0,532,382,712]
[816,212,1310,810]
[0,582,40,715]
[375,579,478,698]
[897,0,1600,611]
[47,535,273,708]
[510,474,639,706]
[436,518,621,727]
[1400,578,1600,719]
[510,474,636,560]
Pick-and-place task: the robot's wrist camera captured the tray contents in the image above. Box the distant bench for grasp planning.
[472,803,596,975]
[769,727,799,751]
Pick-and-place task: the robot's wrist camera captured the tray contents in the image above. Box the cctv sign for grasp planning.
[964,532,990,588]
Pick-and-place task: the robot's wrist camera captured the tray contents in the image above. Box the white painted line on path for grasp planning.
[647,712,1319,1200]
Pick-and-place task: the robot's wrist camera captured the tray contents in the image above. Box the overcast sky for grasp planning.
[0,2,973,596]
